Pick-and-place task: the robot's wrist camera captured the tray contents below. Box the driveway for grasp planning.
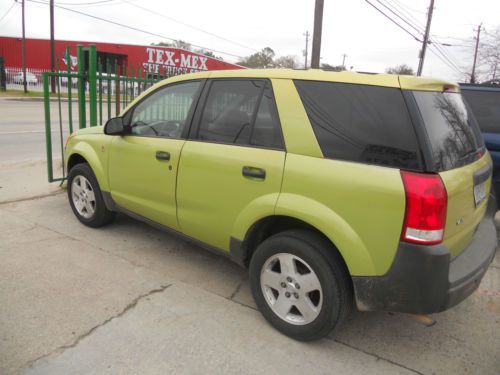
[0,189,499,375]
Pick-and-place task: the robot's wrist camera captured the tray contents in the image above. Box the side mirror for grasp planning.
[104,117,125,135]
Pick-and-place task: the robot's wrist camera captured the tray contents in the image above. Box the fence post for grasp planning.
[88,45,97,126]
[77,45,86,129]
[66,47,73,134]
[43,73,53,182]
[115,60,120,116]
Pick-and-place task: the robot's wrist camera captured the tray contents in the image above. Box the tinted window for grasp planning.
[294,80,421,169]
[198,80,283,149]
[251,86,284,149]
[130,81,201,138]
[461,89,500,133]
[413,91,484,171]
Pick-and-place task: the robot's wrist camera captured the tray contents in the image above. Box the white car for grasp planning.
[12,71,38,85]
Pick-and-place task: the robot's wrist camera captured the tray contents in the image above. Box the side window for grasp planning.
[130,81,201,138]
[251,86,284,149]
[197,80,283,149]
[294,80,421,170]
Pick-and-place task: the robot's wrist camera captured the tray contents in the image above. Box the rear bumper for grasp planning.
[353,197,497,314]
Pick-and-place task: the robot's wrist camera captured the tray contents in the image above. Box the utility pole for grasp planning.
[50,0,55,93]
[21,0,27,93]
[303,31,310,69]
[311,0,324,69]
[417,0,434,76]
[342,54,347,68]
[471,23,482,84]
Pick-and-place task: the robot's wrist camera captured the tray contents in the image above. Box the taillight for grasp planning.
[400,171,447,245]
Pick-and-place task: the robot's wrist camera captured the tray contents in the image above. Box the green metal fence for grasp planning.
[43,44,177,183]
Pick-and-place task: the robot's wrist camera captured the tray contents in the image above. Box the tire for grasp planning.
[249,229,353,341]
[67,163,116,228]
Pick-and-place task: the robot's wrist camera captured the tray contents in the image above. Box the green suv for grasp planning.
[65,69,497,340]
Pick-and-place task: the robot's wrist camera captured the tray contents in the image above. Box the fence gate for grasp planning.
[43,44,174,182]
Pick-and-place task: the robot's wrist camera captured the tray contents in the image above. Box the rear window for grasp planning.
[413,91,484,171]
[294,80,421,170]
[461,89,500,133]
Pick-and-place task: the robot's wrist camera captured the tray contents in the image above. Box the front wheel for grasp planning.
[249,230,352,341]
[67,163,116,227]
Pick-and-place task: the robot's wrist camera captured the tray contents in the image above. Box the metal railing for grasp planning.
[44,44,180,183]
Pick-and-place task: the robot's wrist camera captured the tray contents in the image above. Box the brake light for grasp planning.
[400,171,447,245]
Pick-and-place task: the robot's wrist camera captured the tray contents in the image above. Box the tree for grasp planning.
[237,47,275,68]
[152,40,192,50]
[274,55,299,69]
[151,41,223,60]
[321,63,346,72]
[477,27,500,83]
[385,64,415,75]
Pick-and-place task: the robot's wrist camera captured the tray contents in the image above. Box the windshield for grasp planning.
[413,91,485,171]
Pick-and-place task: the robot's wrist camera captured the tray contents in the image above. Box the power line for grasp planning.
[391,0,426,15]
[382,0,460,48]
[364,0,422,42]
[122,0,258,53]
[26,0,245,59]
[0,2,17,24]
[52,0,117,5]
[367,0,465,75]
[374,0,422,35]
[428,44,463,75]
[389,0,426,28]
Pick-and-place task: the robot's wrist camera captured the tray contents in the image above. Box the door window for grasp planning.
[130,81,201,138]
[197,80,283,149]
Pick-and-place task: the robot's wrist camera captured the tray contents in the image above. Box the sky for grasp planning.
[0,0,499,81]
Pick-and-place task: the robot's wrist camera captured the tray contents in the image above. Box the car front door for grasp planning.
[108,80,203,230]
[177,79,286,250]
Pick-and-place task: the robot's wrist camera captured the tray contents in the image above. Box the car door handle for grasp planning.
[155,151,171,161]
[242,166,266,180]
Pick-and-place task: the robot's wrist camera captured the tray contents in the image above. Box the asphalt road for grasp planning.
[0,99,70,163]
[0,99,78,164]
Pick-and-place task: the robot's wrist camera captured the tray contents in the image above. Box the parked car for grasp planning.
[12,71,38,85]
[460,84,500,203]
[64,70,497,341]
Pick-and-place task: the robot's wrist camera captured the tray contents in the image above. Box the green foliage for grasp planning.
[274,55,299,69]
[151,40,223,60]
[321,64,346,72]
[237,47,276,68]
[385,64,415,75]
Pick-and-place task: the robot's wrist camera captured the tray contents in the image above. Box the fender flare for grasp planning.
[67,141,109,191]
[273,193,376,275]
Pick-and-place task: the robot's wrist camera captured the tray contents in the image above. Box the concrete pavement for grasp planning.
[0,176,498,374]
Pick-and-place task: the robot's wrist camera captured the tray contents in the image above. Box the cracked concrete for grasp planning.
[331,338,426,375]
[0,149,499,374]
[1,193,498,375]
[23,284,418,375]
[25,284,172,369]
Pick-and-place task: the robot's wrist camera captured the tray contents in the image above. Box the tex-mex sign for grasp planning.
[144,48,211,74]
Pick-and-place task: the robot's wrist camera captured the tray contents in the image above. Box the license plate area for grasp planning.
[472,164,491,207]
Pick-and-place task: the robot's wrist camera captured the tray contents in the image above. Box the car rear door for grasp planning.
[107,80,203,230]
[176,79,286,251]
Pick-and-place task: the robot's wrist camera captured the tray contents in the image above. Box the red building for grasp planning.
[0,36,242,75]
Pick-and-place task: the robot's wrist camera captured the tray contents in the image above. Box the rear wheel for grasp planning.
[67,163,116,227]
[249,229,352,341]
